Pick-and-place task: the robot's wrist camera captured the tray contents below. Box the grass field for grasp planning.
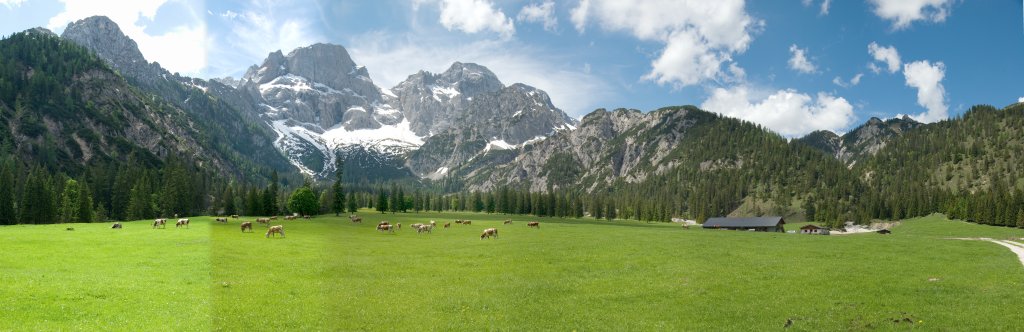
[3,212,1024,330]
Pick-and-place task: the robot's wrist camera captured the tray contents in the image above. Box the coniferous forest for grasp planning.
[2,30,1024,229]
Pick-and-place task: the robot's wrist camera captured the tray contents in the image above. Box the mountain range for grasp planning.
[5,15,1024,224]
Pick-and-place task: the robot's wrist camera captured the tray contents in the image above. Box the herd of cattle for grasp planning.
[373,218,539,239]
[110,214,540,240]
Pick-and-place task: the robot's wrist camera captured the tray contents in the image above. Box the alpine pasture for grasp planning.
[3,212,1024,330]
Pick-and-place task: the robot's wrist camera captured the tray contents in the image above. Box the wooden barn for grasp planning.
[702,217,786,232]
[800,224,830,235]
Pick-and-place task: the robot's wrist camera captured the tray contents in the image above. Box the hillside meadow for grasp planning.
[2,212,1023,330]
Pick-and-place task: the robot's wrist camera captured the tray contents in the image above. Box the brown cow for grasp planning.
[378,221,390,227]
[176,218,190,228]
[397,223,401,230]
[215,217,228,223]
[266,225,285,238]
[444,222,451,229]
[480,228,498,239]
[302,215,311,219]
[153,218,167,229]
[231,215,239,219]
[417,224,434,234]
[463,220,472,225]
[111,223,122,229]
[270,216,278,220]
[527,221,540,229]
[504,219,512,225]
[240,222,253,232]
[284,215,296,220]
[377,224,395,233]
[455,220,463,224]
[256,217,270,225]
[350,215,363,223]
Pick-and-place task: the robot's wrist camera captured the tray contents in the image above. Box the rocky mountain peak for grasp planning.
[439,62,503,96]
[61,16,156,78]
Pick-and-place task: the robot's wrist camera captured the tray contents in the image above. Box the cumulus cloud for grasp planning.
[868,0,953,30]
[788,44,817,74]
[868,42,901,74]
[570,0,760,88]
[700,85,855,137]
[46,0,207,75]
[832,73,863,88]
[433,0,515,39]
[1019,97,1024,103]
[517,1,557,32]
[348,32,613,118]
[205,1,324,78]
[903,60,948,123]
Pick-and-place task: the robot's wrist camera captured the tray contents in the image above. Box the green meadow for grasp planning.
[2,212,1024,330]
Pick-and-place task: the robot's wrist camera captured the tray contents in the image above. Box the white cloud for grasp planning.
[820,0,832,15]
[46,0,207,75]
[868,0,953,30]
[348,32,613,118]
[903,60,948,123]
[788,44,817,74]
[517,1,557,32]
[1018,97,1024,103]
[868,42,901,74]
[832,73,863,88]
[570,0,760,88]
[802,0,831,15]
[206,2,324,78]
[433,0,515,39]
[700,85,855,137]
[0,0,26,8]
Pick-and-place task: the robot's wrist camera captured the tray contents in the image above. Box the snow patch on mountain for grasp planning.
[269,119,335,177]
[322,118,424,152]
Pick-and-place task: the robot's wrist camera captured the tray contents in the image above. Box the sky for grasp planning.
[1,0,1023,137]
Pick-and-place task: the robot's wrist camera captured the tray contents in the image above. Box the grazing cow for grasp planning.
[240,222,253,233]
[378,221,390,227]
[397,223,401,230]
[256,217,270,225]
[111,223,122,229]
[266,225,285,238]
[350,215,363,223]
[231,215,239,219]
[303,215,311,219]
[410,223,424,231]
[153,218,167,229]
[66,227,74,231]
[455,220,463,224]
[176,218,190,228]
[527,221,540,228]
[377,224,395,233]
[215,217,228,223]
[480,228,498,239]
[417,224,434,234]
[270,216,278,220]
[504,219,512,225]
[444,222,451,229]
[463,220,471,225]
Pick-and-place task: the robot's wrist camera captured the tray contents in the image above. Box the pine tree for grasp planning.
[0,163,15,225]
[75,179,93,223]
[376,188,388,214]
[127,175,154,220]
[222,185,236,216]
[269,170,280,214]
[58,179,80,223]
[346,190,359,213]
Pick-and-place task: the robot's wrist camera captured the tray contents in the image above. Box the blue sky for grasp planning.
[1,0,1022,137]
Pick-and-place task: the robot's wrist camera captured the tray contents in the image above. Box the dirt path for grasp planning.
[952,238,1024,268]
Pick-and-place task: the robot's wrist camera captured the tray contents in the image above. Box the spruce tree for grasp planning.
[376,188,388,214]
[223,185,236,216]
[76,179,93,223]
[58,179,80,223]
[0,163,15,225]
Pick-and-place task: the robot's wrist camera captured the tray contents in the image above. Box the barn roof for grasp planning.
[702,216,785,228]
[800,224,828,230]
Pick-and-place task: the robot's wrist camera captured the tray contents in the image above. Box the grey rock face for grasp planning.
[240,43,392,131]
[798,116,923,165]
[61,16,163,86]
